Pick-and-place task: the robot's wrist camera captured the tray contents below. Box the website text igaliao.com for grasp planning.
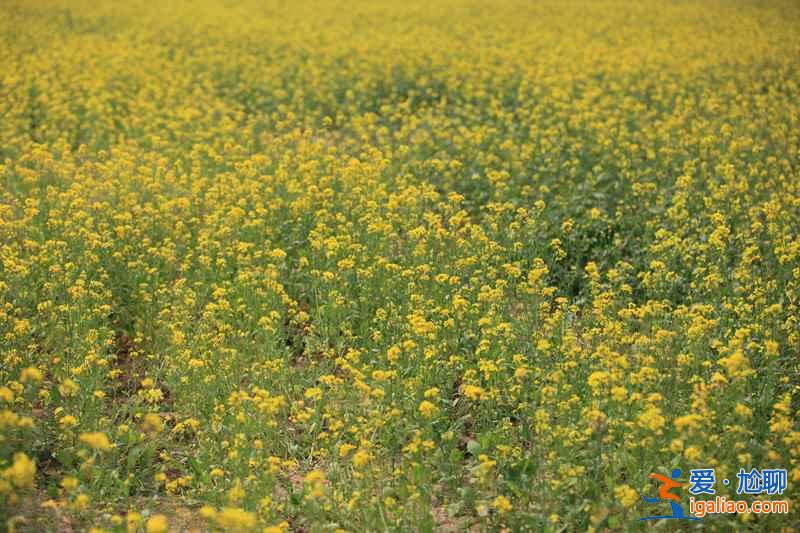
[689,497,789,517]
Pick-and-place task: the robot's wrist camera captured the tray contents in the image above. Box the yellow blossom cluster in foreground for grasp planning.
[1,0,799,530]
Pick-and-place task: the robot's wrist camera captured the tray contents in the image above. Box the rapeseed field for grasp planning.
[1,0,799,530]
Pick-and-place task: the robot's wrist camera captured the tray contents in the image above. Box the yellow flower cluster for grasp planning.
[1,0,799,530]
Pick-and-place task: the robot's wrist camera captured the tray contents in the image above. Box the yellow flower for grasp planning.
[20,367,43,383]
[304,469,326,499]
[734,403,752,419]
[304,387,322,401]
[0,387,14,403]
[142,413,164,433]
[60,476,79,491]
[684,446,702,461]
[79,432,113,451]
[199,505,217,520]
[477,454,497,476]
[718,349,752,378]
[673,414,703,432]
[587,371,610,390]
[611,387,627,402]
[418,400,438,417]
[59,415,78,428]
[462,385,486,400]
[637,406,666,433]
[227,481,245,504]
[492,495,513,513]
[386,346,401,362]
[3,453,36,489]
[263,522,289,533]
[126,511,143,532]
[304,470,326,485]
[338,443,356,458]
[614,485,638,507]
[74,493,90,510]
[58,379,80,397]
[423,387,440,398]
[352,449,371,468]
[215,507,256,531]
[145,514,168,533]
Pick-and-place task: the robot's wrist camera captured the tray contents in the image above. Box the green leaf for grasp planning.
[466,440,480,456]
